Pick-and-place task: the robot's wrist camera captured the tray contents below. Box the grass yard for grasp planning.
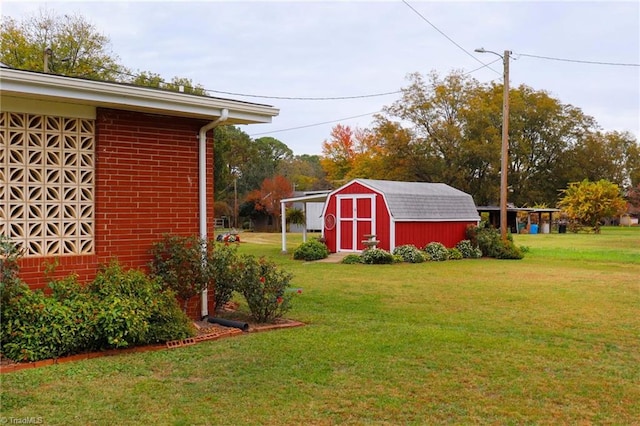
[1,227,639,424]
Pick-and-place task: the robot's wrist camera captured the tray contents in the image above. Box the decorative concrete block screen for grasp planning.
[0,112,95,256]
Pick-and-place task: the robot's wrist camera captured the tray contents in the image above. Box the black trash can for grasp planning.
[558,224,567,234]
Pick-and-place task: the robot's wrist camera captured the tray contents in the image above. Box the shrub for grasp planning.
[89,261,196,348]
[149,235,212,312]
[0,259,195,362]
[342,254,363,264]
[361,248,394,264]
[393,245,425,263]
[466,224,479,247]
[49,274,98,352]
[456,240,482,259]
[0,235,28,305]
[293,239,329,261]
[209,242,241,312]
[424,242,449,261]
[89,262,157,348]
[145,288,196,343]
[0,289,82,362]
[474,226,524,260]
[236,255,295,322]
[448,248,463,260]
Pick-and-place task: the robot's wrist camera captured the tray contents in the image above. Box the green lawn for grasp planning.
[1,227,639,425]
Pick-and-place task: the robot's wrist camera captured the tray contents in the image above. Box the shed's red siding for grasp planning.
[323,181,475,253]
[16,108,216,318]
[394,221,474,248]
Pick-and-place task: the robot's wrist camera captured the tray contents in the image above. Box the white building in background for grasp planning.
[289,191,330,233]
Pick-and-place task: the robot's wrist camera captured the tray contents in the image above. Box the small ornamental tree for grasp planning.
[558,179,627,233]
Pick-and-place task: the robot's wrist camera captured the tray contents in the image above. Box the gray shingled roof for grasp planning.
[356,179,480,221]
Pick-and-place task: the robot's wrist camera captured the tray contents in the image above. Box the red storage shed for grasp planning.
[322,179,480,253]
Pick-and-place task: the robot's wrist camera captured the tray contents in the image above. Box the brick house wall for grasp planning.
[15,108,216,318]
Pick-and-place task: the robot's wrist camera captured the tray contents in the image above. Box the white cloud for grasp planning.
[3,0,638,155]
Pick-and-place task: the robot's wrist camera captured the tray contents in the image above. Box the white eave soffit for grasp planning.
[0,68,279,124]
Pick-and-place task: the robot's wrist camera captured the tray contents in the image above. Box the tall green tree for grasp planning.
[563,130,639,190]
[278,154,330,191]
[385,71,483,193]
[0,9,124,80]
[1,9,209,95]
[506,85,597,206]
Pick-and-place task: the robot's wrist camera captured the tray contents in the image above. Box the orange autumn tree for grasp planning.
[246,175,293,231]
[320,124,381,184]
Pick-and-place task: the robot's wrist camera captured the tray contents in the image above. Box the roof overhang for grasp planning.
[281,193,330,204]
[0,67,279,124]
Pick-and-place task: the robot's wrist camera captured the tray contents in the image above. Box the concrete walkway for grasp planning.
[315,252,351,263]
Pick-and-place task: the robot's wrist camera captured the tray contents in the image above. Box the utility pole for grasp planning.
[475,47,511,241]
[500,50,510,241]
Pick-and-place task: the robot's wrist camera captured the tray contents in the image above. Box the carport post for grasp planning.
[281,200,287,253]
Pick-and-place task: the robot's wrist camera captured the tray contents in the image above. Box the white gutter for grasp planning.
[199,108,228,318]
[0,67,279,123]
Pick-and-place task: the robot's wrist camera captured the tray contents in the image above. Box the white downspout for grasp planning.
[199,108,228,318]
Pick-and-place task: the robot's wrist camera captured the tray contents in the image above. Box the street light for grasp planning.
[475,47,511,241]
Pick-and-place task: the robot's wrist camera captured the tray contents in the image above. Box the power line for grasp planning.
[206,88,402,101]
[247,60,503,138]
[516,52,640,67]
[401,0,502,76]
[248,111,381,137]
[95,65,402,101]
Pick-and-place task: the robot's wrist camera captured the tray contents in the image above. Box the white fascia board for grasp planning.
[281,194,330,204]
[0,68,279,124]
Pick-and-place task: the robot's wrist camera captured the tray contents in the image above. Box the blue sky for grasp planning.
[3,0,639,155]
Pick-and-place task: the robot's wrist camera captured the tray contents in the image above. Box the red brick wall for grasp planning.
[16,108,216,319]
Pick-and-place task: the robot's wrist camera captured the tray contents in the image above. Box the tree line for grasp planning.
[3,10,638,229]
[321,71,639,208]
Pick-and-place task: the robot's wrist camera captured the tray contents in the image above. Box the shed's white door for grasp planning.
[337,195,375,252]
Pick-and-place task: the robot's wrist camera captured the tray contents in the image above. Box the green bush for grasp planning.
[447,248,463,260]
[392,245,425,263]
[455,240,483,259]
[342,254,363,264]
[49,275,98,352]
[209,242,241,312]
[0,289,83,362]
[236,255,295,322]
[424,242,449,261]
[474,226,524,260]
[293,239,330,261]
[149,235,211,311]
[90,262,195,348]
[361,248,394,264]
[1,260,195,362]
[145,288,195,343]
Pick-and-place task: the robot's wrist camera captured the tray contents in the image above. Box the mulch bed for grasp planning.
[0,305,304,374]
